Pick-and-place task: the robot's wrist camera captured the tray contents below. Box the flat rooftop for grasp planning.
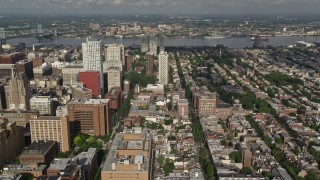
[102,128,151,173]
[20,140,56,156]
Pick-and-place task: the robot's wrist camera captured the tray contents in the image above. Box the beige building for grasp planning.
[101,127,152,180]
[177,99,189,118]
[104,43,124,71]
[0,118,25,169]
[5,72,32,110]
[62,65,83,85]
[30,116,71,152]
[30,96,53,115]
[107,67,121,92]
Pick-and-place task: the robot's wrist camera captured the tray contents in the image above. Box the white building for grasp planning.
[104,44,124,71]
[82,38,104,93]
[158,51,169,85]
[30,96,53,115]
[107,67,122,92]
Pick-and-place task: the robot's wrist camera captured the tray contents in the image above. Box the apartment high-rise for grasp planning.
[146,53,154,75]
[107,67,121,92]
[67,99,110,136]
[158,51,169,85]
[197,92,217,116]
[30,116,71,152]
[82,38,104,94]
[5,72,31,110]
[104,44,124,71]
[0,118,25,169]
[125,55,133,71]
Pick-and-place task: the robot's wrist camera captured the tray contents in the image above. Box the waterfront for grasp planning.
[6,36,320,48]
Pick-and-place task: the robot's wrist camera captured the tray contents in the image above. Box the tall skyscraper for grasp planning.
[5,72,31,110]
[107,67,122,92]
[82,38,104,94]
[158,51,169,85]
[104,44,124,71]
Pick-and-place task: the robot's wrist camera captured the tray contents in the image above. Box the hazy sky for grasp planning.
[1,0,320,15]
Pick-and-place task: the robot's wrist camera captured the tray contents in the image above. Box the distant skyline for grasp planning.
[1,0,320,15]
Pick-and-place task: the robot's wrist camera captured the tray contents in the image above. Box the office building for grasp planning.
[16,59,34,79]
[104,43,124,71]
[158,51,169,85]
[62,65,83,85]
[82,38,104,93]
[5,72,32,110]
[0,118,25,169]
[19,140,58,168]
[101,127,152,180]
[67,99,110,136]
[30,116,71,152]
[79,71,100,97]
[146,53,154,75]
[30,96,53,115]
[123,80,130,93]
[107,67,121,92]
[177,99,189,118]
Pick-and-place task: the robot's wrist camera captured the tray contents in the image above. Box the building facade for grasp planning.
[158,51,169,85]
[0,118,25,169]
[5,72,32,110]
[30,116,71,152]
[30,96,53,115]
[107,67,121,92]
[177,99,189,118]
[62,65,83,85]
[146,53,154,75]
[79,71,101,97]
[67,99,110,136]
[104,44,124,71]
[82,38,104,93]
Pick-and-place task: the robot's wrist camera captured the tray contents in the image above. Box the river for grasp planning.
[6,36,320,49]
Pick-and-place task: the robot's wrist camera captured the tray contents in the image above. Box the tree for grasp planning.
[74,135,84,146]
[163,158,174,176]
[167,102,173,111]
[205,164,215,178]
[229,151,242,163]
[305,171,319,180]
[240,167,253,174]
[157,155,165,167]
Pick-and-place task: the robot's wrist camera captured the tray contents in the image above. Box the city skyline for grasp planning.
[1,0,320,15]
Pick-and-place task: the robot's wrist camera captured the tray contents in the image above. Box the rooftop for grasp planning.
[20,140,56,156]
